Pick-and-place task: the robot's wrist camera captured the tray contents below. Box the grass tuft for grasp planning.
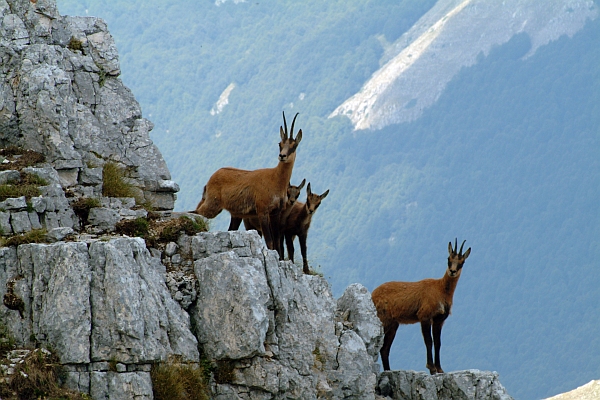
[102,162,136,199]
[3,229,48,247]
[151,357,209,400]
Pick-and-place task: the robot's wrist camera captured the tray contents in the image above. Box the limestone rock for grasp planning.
[377,369,514,400]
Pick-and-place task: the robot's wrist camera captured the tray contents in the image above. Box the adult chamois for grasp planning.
[281,182,329,274]
[371,239,471,374]
[194,112,302,255]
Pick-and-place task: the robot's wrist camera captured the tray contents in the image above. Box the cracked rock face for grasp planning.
[0,0,177,210]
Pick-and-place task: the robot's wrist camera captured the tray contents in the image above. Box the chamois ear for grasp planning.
[462,247,471,260]
[307,182,312,196]
[295,129,302,144]
[320,189,330,199]
[298,178,306,190]
[448,242,453,255]
[280,126,286,141]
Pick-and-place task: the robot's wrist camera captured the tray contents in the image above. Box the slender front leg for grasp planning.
[421,321,436,375]
[285,233,295,263]
[299,232,309,273]
[269,209,283,259]
[432,319,445,374]
[380,321,399,371]
[228,217,242,231]
[259,214,274,251]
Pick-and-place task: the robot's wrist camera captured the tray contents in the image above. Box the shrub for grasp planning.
[102,162,136,199]
[71,197,101,224]
[3,229,48,247]
[151,357,209,400]
[115,217,149,237]
[6,348,88,400]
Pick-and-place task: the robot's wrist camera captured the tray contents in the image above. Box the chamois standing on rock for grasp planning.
[242,178,306,237]
[280,183,329,274]
[371,239,471,374]
[194,112,302,256]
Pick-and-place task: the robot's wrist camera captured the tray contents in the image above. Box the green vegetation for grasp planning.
[0,147,45,171]
[71,197,101,224]
[2,229,48,247]
[115,217,149,237]
[1,348,89,400]
[0,173,48,201]
[102,162,136,199]
[151,357,209,400]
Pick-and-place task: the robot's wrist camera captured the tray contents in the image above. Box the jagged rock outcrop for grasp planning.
[189,231,382,399]
[0,0,178,209]
[377,370,514,400]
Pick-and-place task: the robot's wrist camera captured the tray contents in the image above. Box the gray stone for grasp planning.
[28,211,42,230]
[164,242,177,257]
[337,283,384,362]
[57,168,79,187]
[0,196,27,210]
[0,211,12,235]
[11,210,32,233]
[90,371,153,400]
[80,167,103,185]
[46,227,74,243]
[87,207,119,232]
[22,166,61,185]
[0,170,20,184]
[191,250,271,360]
[376,370,514,400]
[30,196,46,213]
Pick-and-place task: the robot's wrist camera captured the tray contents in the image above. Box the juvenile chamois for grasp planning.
[194,112,302,254]
[242,178,306,237]
[371,239,471,374]
[281,182,329,274]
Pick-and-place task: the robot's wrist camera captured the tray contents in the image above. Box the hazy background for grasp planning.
[56,1,600,398]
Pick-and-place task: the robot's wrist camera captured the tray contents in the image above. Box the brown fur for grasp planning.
[243,179,305,236]
[371,239,471,374]
[194,112,302,255]
[281,183,329,274]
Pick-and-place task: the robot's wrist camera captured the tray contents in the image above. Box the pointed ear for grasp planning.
[448,242,453,255]
[295,129,302,144]
[280,126,286,141]
[307,182,312,195]
[298,179,306,190]
[462,248,471,260]
[320,189,329,199]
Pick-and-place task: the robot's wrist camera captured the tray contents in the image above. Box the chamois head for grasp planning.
[279,112,302,163]
[306,182,329,215]
[447,238,471,278]
[288,178,306,206]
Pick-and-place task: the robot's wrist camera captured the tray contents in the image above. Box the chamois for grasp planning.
[242,178,306,236]
[194,112,302,254]
[371,239,471,374]
[281,182,329,274]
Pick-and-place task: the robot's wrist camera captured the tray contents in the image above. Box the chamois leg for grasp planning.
[258,213,275,252]
[285,233,295,263]
[228,217,242,231]
[432,318,445,374]
[380,321,399,371]
[299,232,309,274]
[269,209,283,259]
[421,321,437,375]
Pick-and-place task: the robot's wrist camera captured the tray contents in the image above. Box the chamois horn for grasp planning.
[459,239,466,256]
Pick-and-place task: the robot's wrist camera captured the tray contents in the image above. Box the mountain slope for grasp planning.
[330,0,598,129]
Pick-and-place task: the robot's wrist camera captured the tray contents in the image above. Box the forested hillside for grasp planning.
[57,1,600,399]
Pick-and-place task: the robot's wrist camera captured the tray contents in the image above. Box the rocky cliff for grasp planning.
[0,1,514,399]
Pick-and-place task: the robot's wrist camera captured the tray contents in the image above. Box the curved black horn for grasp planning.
[282,111,288,138]
[290,112,299,137]
[459,240,466,256]
[454,238,458,253]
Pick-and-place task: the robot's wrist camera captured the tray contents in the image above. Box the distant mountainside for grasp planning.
[330,0,598,129]
[54,1,600,399]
